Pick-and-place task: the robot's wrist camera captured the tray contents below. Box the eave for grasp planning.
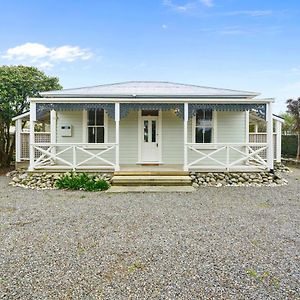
[29,97,274,104]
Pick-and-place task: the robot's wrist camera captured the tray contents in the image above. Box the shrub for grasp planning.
[55,172,110,191]
[282,135,297,158]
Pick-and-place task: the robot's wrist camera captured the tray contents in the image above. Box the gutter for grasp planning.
[39,93,259,99]
[29,97,275,104]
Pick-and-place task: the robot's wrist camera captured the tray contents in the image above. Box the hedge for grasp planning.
[282,135,298,158]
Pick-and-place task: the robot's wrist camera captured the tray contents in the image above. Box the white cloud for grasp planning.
[49,45,92,61]
[37,61,54,70]
[163,0,212,12]
[200,0,213,7]
[223,10,273,17]
[162,24,168,29]
[163,0,193,11]
[289,66,300,74]
[3,43,49,60]
[2,42,93,69]
[199,25,282,36]
[218,28,247,35]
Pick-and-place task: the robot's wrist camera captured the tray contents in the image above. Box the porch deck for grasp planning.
[21,163,268,174]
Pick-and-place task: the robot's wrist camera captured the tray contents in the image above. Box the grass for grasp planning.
[0,206,16,213]
[246,268,280,289]
[77,242,86,255]
[76,240,99,255]
[9,220,37,227]
[250,239,259,247]
[128,261,145,273]
[258,201,272,208]
[0,277,6,285]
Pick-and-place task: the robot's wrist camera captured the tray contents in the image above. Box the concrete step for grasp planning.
[107,186,195,193]
[114,171,189,176]
[111,175,192,186]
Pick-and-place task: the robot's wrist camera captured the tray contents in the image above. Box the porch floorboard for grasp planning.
[120,164,184,172]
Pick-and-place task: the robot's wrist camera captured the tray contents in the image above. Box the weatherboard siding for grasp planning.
[187,111,246,166]
[56,110,115,166]
[56,111,83,144]
[161,110,184,164]
[119,111,139,164]
[55,111,82,166]
[54,110,246,168]
[217,111,246,143]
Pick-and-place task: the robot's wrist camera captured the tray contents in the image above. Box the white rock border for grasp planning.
[7,171,112,190]
[190,171,288,188]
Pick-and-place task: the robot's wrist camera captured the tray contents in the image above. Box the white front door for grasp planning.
[141,113,160,162]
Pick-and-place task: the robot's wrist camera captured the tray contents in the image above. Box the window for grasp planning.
[141,110,159,116]
[87,109,105,143]
[195,109,213,143]
[144,120,149,142]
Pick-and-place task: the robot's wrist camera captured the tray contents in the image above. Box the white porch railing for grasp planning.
[30,143,117,170]
[20,132,51,160]
[186,142,269,171]
[249,133,277,160]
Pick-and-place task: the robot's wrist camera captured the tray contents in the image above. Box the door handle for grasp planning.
[156,143,158,147]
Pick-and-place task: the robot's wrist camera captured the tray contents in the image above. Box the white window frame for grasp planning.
[82,109,108,143]
[192,110,217,145]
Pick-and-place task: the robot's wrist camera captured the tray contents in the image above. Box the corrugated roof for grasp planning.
[40,81,259,98]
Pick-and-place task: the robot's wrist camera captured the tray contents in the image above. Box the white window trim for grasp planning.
[192,110,217,147]
[82,109,108,143]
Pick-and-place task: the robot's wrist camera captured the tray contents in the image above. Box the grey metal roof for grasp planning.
[40,81,259,98]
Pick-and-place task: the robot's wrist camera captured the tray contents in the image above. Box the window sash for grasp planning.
[87,109,105,143]
[195,127,212,143]
[88,109,104,126]
[195,109,213,143]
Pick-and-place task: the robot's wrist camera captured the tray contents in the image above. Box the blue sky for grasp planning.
[0,0,299,113]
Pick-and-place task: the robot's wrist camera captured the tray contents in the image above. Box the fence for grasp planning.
[249,133,277,160]
[20,132,51,160]
[282,135,298,158]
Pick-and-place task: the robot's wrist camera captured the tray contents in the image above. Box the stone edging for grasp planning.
[7,163,290,190]
[190,171,288,188]
[7,171,112,190]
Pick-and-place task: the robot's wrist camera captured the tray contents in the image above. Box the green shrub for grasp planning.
[282,135,298,158]
[55,172,109,191]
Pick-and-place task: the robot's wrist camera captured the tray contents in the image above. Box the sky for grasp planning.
[0,0,300,113]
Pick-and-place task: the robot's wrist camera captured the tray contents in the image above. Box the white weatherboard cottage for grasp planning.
[13,81,283,173]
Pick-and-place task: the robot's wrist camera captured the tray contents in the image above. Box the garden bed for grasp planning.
[7,171,112,191]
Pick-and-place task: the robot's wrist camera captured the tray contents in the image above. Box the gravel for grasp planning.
[0,169,299,299]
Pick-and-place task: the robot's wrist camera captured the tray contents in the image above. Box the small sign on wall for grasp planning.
[60,124,72,137]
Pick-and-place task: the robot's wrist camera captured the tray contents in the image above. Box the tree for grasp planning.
[286,98,300,160]
[280,112,296,135]
[0,65,62,168]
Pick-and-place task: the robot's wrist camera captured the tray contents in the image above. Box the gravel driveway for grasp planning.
[0,169,299,299]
